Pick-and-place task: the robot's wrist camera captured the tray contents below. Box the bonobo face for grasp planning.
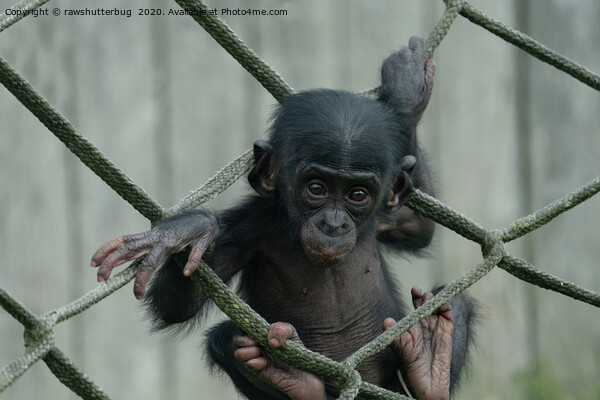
[293,163,382,266]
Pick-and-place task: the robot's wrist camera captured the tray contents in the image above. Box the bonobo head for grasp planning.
[249,90,413,266]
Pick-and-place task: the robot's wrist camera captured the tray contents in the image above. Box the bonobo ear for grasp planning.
[248,140,276,197]
[386,155,416,210]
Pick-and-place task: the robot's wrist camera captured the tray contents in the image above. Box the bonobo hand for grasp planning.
[380,36,435,122]
[90,210,218,299]
[234,322,327,400]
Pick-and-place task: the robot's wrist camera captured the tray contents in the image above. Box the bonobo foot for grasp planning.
[234,322,326,400]
[380,36,435,123]
[385,286,453,400]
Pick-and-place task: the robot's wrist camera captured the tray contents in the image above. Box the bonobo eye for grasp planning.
[307,181,328,197]
[348,188,369,203]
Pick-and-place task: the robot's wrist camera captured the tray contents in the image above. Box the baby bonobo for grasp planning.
[91,36,476,400]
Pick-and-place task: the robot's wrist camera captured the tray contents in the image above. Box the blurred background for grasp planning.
[1,0,599,399]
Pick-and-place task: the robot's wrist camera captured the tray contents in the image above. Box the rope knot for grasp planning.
[23,319,54,350]
[481,229,504,259]
[337,369,362,400]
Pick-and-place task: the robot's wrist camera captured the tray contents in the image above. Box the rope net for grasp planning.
[0,0,599,398]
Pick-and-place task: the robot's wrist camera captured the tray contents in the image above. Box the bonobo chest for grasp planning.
[244,234,400,365]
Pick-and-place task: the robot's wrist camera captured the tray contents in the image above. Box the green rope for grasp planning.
[500,253,600,307]
[427,0,463,55]
[174,0,294,102]
[0,286,38,329]
[52,262,139,324]
[501,178,600,243]
[0,336,53,391]
[0,0,51,33]
[459,1,600,91]
[0,56,164,222]
[405,189,488,243]
[406,184,600,309]
[359,382,411,400]
[163,149,254,218]
[44,348,111,400]
[337,371,362,400]
[0,0,600,398]
[0,266,128,397]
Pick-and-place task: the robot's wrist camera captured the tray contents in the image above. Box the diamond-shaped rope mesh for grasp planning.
[0,0,599,398]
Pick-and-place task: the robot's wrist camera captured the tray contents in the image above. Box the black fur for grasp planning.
[142,40,477,399]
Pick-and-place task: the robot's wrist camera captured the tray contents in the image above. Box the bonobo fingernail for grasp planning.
[268,338,279,347]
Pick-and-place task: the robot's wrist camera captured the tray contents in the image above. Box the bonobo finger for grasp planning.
[425,58,436,79]
[183,223,218,276]
[424,59,436,94]
[121,232,150,243]
[133,268,153,299]
[233,334,258,348]
[96,242,150,282]
[234,345,262,362]
[410,286,424,308]
[90,236,125,267]
[408,36,426,55]
[245,356,268,371]
[383,317,396,331]
[133,246,167,299]
[183,245,204,277]
[437,302,453,321]
[267,322,298,348]
[183,235,214,276]
[383,318,406,354]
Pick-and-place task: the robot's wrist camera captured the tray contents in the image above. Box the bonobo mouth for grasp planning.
[303,243,352,266]
[300,224,356,267]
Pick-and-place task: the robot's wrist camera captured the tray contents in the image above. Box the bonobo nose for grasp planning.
[315,209,353,237]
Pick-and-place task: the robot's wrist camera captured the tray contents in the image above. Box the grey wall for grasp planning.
[0,1,599,399]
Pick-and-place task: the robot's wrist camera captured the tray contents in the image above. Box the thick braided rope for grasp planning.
[43,348,111,400]
[174,0,294,102]
[52,262,139,324]
[405,189,487,243]
[0,0,50,32]
[0,286,38,328]
[0,0,599,398]
[337,370,362,400]
[361,0,600,98]
[359,383,411,400]
[0,335,53,391]
[501,178,600,242]
[154,0,297,210]
[500,253,600,307]
[0,56,164,222]
[459,1,600,91]
[163,149,254,218]
[0,263,136,395]
[1,313,56,391]
[406,187,600,306]
[426,0,463,55]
